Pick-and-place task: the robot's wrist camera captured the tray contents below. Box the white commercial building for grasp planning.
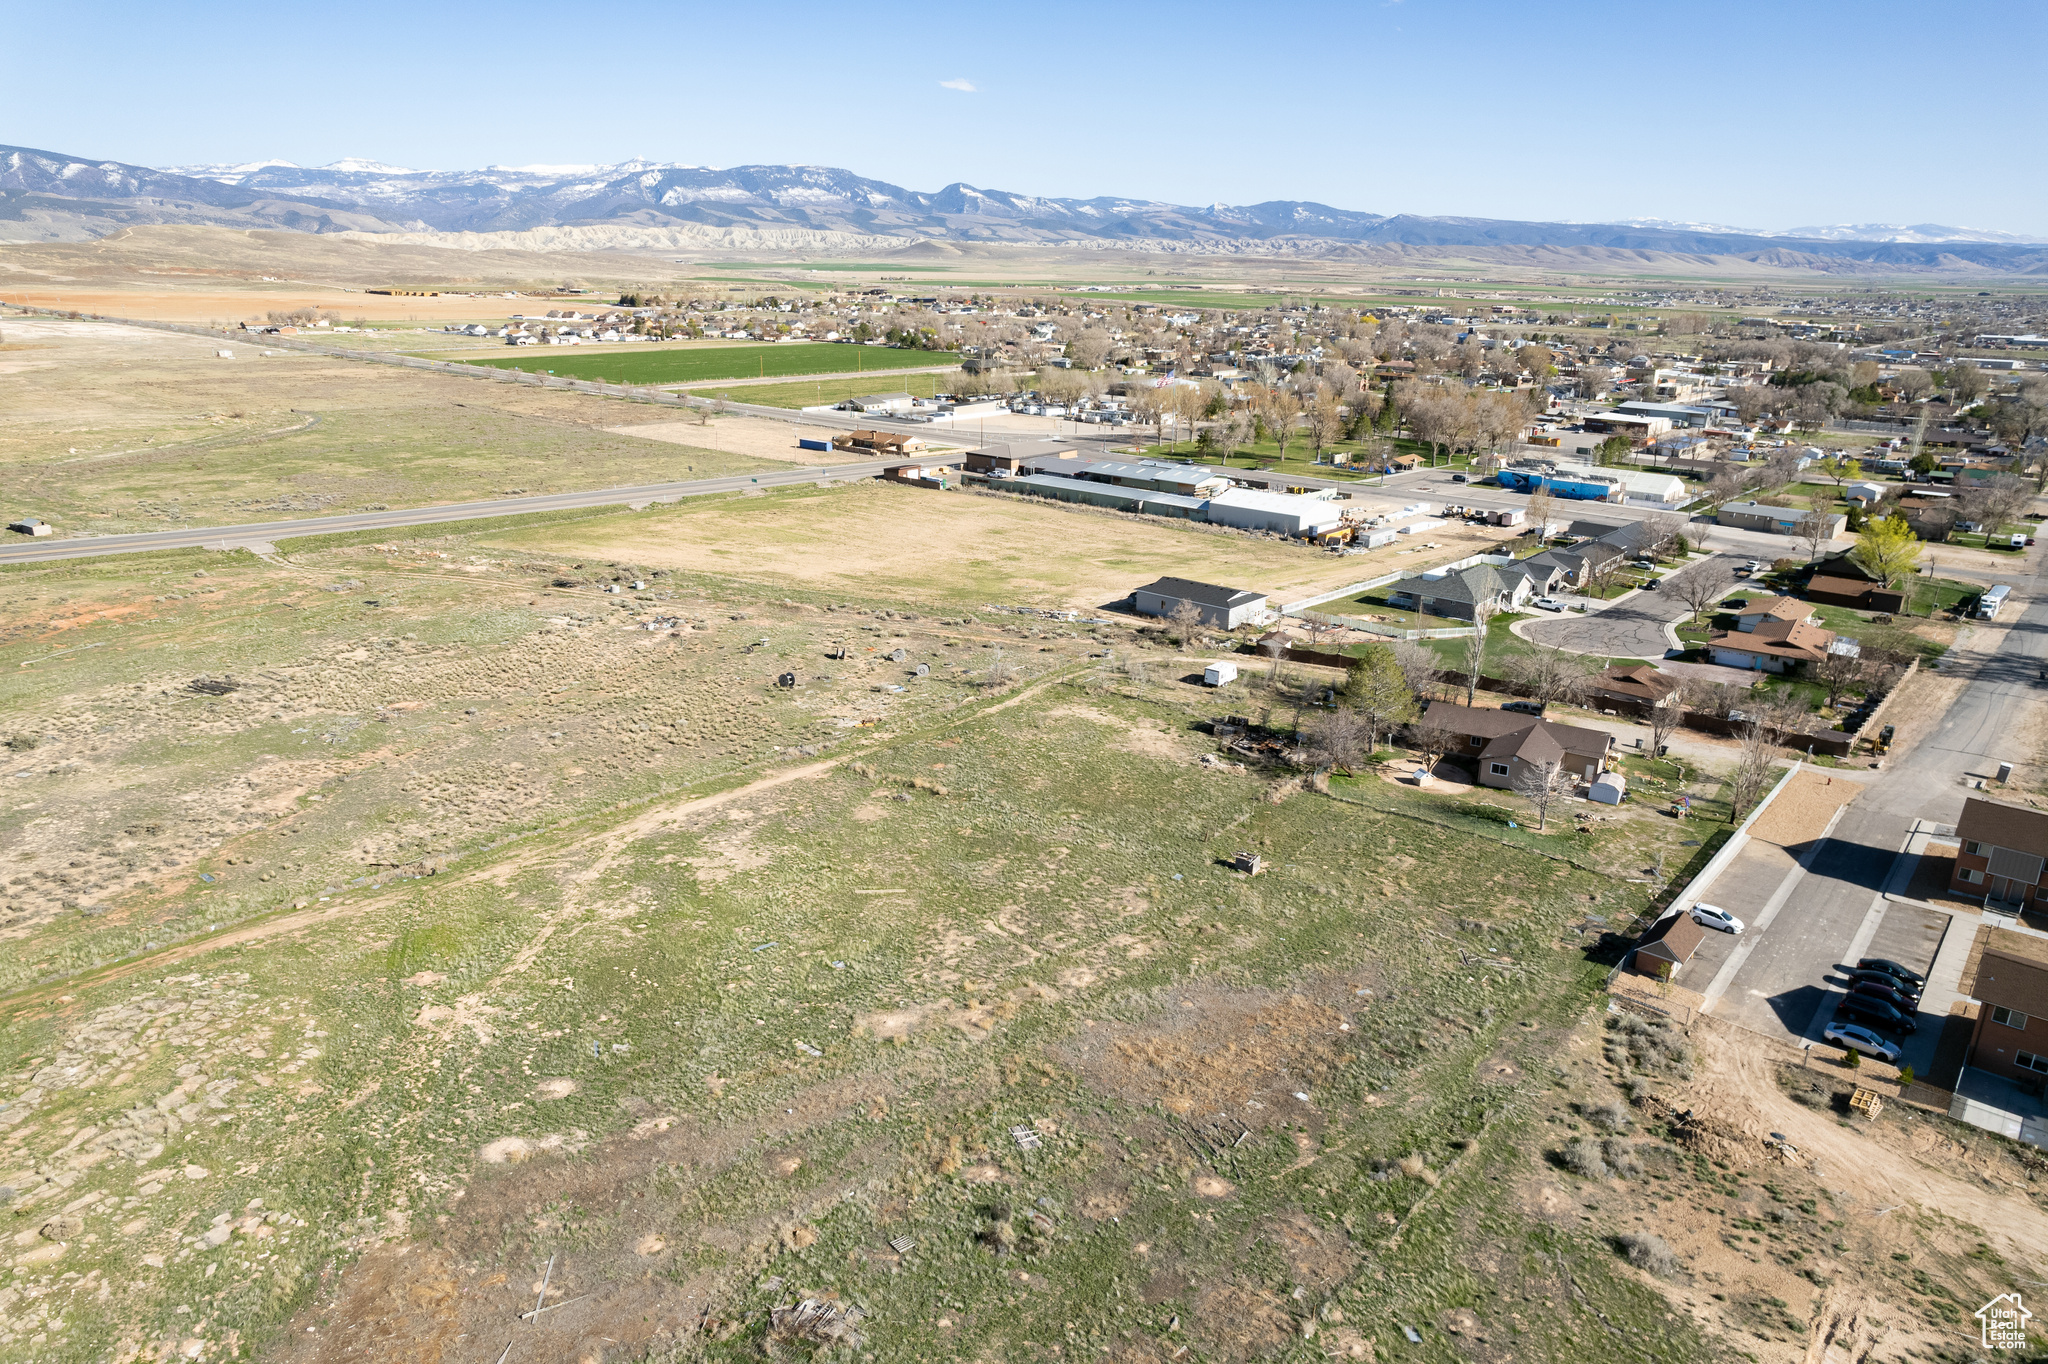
[1200,488,1350,537]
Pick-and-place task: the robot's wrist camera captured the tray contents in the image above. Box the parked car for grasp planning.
[1837,993,1917,1034]
[1823,1021,1901,1065]
[1856,957,1926,987]
[1689,903,1745,934]
[1745,559,1764,573]
[1502,700,1545,715]
[1531,597,1564,612]
[1851,980,1919,1013]
[1846,968,1920,1004]
[1450,473,1469,483]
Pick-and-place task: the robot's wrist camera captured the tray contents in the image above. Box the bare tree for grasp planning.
[1525,481,1556,540]
[1638,512,1686,562]
[1305,390,1345,463]
[1391,639,1441,701]
[1300,706,1369,773]
[1406,705,1464,773]
[1812,644,1866,710]
[1167,597,1205,647]
[1504,645,1594,711]
[1461,600,1498,707]
[985,647,1020,691]
[1647,689,1685,759]
[1266,389,1304,461]
[1675,561,1733,624]
[1788,504,1831,562]
[1512,759,1575,830]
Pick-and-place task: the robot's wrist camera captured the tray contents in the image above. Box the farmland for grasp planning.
[686,371,961,409]
[0,483,2038,1364]
[449,342,958,387]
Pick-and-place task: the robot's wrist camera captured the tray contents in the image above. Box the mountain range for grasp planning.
[4,143,2045,273]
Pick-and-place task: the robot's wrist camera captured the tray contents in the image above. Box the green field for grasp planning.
[445,341,957,386]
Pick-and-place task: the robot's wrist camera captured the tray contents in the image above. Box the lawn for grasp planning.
[1134,434,1473,480]
[445,341,957,386]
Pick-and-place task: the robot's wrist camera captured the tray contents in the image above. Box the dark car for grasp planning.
[1838,993,1917,1035]
[1856,957,1926,987]
[1847,969,1920,1004]
[1851,980,1919,1013]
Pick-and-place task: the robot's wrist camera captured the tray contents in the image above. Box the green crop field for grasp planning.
[443,342,957,387]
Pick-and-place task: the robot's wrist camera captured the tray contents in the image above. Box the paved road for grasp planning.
[1521,553,1745,660]
[0,460,913,565]
[1701,544,2047,1052]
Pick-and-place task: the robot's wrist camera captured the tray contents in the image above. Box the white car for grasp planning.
[1531,597,1563,612]
[1822,1020,1901,1065]
[1689,902,1744,934]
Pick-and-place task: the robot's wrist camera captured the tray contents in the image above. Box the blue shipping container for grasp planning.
[798,438,830,451]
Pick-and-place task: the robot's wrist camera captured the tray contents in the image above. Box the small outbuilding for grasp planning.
[1589,772,1627,805]
[1203,661,1239,687]
[1133,577,1270,630]
[1628,912,1707,980]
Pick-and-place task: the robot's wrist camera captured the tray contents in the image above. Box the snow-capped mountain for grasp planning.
[5,142,2047,270]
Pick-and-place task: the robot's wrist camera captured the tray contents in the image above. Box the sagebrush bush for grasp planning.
[1617,1231,1679,1278]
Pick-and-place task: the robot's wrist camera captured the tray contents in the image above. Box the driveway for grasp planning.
[1521,552,1744,661]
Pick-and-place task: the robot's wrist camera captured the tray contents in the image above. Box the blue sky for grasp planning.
[13,0,2048,236]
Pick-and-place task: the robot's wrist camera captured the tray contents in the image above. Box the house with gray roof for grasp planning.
[1132,577,1270,629]
[1386,563,1526,621]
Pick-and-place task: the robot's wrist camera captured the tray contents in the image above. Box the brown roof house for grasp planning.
[1588,664,1682,713]
[1951,796,2048,912]
[1416,701,1613,788]
[1629,912,1708,980]
[1707,616,1841,675]
[1965,928,2048,1087]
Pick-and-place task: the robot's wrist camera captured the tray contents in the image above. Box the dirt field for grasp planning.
[606,414,961,467]
[475,479,1517,611]
[1747,768,1862,848]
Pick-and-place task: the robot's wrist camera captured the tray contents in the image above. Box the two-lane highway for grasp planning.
[0,459,915,565]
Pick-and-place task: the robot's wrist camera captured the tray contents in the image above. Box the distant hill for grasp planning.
[6,143,2046,272]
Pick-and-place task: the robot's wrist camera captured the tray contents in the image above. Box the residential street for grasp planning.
[1694,543,2046,1067]
[1521,552,1747,660]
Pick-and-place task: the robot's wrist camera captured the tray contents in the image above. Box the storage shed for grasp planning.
[1203,661,1239,687]
[1629,912,1707,979]
[1589,772,1627,805]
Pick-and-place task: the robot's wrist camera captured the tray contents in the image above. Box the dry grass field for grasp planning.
[0,317,777,533]
[0,232,2040,1364]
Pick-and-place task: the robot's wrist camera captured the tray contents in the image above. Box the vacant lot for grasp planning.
[454,342,957,386]
[475,480,1505,611]
[0,317,773,532]
[0,495,2039,1364]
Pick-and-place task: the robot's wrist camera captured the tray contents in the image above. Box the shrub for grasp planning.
[1843,1048,1861,1070]
[1560,1137,1610,1179]
[1898,1064,1915,1086]
[1617,1232,1679,1279]
[1603,1138,1642,1178]
[1585,1100,1631,1132]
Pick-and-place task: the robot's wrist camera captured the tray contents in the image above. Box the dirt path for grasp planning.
[1682,1015,2048,1263]
[0,665,1088,1018]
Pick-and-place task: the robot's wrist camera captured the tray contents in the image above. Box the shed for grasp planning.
[1589,772,1627,805]
[1629,912,1707,979]
[1133,577,1270,630]
[1203,661,1239,687]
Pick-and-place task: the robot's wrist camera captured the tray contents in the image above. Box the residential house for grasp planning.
[1628,912,1708,980]
[1132,577,1270,630]
[1950,796,2048,913]
[1803,551,1909,613]
[1732,596,1815,633]
[1964,927,2048,1086]
[1706,616,1839,674]
[1843,481,1888,507]
[1414,701,1613,787]
[1588,664,1682,713]
[1386,563,1526,621]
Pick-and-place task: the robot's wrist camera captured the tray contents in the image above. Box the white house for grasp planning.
[1844,481,1887,506]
